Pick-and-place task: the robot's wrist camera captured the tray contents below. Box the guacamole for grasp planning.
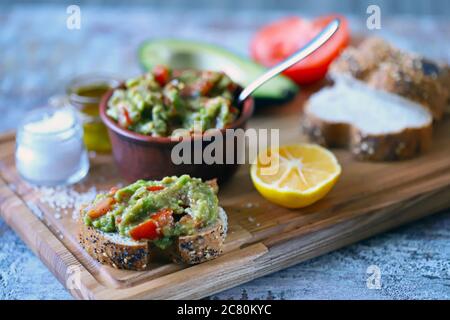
[106,66,240,137]
[83,175,219,249]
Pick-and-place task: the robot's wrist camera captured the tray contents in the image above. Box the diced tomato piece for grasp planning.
[122,108,132,127]
[229,106,239,114]
[118,104,132,128]
[87,197,115,219]
[129,209,173,241]
[153,65,170,87]
[197,80,214,96]
[116,216,122,224]
[109,187,119,196]
[146,185,165,192]
[151,208,173,227]
[227,82,237,92]
[129,219,159,241]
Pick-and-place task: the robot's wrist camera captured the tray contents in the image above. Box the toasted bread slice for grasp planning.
[331,37,449,120]
[79,207,228,270]
[79,220,150,270]
[331,37,393,80]
[171,207,228,264]
[301,77,433,161]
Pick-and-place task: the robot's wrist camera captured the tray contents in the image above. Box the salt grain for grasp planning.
[244,202,259,209]
[34,184,99,219]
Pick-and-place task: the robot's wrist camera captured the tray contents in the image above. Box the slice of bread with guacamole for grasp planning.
[78,175,227,270]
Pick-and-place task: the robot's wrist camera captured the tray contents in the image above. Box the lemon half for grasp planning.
[250,144,342,208]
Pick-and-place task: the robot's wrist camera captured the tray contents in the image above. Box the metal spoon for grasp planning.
[236,18,340,105]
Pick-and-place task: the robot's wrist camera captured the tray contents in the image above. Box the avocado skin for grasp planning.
[138,39,298,107]
[251,89,297,108]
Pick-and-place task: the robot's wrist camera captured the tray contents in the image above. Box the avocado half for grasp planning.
[138,39,298,107]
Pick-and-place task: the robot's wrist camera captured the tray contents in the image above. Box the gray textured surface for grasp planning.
[1,5,450,300]
[8,0,450,17]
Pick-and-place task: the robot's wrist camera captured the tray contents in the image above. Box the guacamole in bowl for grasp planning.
[98,66,254,183]
[106,66,240,137]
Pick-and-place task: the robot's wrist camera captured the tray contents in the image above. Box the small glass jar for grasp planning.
[15,106,89,186]
[67,75,120,153]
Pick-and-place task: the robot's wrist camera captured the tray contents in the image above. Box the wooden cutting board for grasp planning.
[1,90,450,300]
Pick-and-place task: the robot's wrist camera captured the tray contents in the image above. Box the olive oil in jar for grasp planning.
[67,75,120,152]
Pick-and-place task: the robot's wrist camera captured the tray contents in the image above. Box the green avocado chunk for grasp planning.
[82,175,219,249]
[138,38,298,106]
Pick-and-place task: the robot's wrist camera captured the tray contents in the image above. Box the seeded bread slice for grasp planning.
[170,207,228,264]
[79,220,150,270]
[301,77,433,161]
[330,37,450,120]
[78,207,228,270]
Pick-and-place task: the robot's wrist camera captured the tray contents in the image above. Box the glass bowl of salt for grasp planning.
[15,106,89,186]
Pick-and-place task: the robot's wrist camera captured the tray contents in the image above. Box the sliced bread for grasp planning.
[301,77,433,161]
[79,207,228,270]
[330,37,450,120]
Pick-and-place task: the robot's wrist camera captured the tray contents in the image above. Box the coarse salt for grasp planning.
[34,184,99,219]
[15,106,89,186]
[24,109,75,134]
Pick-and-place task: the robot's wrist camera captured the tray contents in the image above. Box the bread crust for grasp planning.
[330,37,449,120]
[171,215,226,264]
[368,61,448,120]
[79,220,150,270]
[331,37,392,80]
[78,207,227,270]
[301,105,433,161]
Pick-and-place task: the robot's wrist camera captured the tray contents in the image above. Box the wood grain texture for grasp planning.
[1,5,450,300]
[1,89,450,299]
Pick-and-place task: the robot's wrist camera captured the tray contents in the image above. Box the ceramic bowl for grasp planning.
[99,85,254,183]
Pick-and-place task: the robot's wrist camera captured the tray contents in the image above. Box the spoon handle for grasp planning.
[238,18,340,103]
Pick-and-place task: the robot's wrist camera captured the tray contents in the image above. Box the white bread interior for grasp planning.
[307,76,433,135]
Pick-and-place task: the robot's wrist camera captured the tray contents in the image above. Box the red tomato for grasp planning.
[153,65,170,87]
[129,219,159,241]
[198,80,214,96]
[118,104,132,128]
[151,208,173,227]
[108,186,119,196]
[250,15,350,85]
[87,197,115,219]
[146,185,165,192]
[129,209,173,241]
